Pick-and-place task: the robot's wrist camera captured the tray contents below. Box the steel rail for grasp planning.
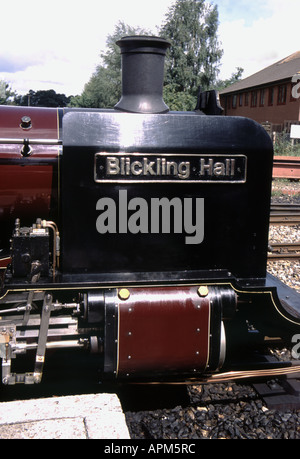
[270,203,300,225]
[268,242,300,260]
[273,156,300,180]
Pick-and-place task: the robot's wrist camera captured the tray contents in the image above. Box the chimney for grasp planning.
[114,35,171,114]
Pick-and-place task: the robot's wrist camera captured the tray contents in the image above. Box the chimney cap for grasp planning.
[116,35,171,55]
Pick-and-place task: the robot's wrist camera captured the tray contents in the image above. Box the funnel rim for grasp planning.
[116,35,171,54]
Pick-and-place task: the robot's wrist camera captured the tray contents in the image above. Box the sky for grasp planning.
[0,0,299,97]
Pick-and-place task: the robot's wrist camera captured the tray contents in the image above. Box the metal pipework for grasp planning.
[41,220,60,275]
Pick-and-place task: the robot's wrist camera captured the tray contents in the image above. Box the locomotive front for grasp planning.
[0,36,300,386]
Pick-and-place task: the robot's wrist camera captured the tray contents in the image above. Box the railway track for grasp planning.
[270,203,300,225]
[273,156,300,180]
[268,242,300,260]
[269,203,300,260]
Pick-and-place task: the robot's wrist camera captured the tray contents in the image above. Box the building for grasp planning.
[219,51,300,132]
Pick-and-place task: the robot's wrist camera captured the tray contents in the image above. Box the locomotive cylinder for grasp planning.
[82,285,236,380]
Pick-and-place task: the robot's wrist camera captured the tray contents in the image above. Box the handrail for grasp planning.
[0,138,62,145]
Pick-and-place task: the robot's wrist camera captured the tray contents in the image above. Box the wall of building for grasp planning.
[220,80,300,130]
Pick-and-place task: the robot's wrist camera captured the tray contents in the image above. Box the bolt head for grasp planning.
[197,286,209,297]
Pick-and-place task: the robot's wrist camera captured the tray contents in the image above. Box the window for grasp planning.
[239,94,243,106]
[251,90,257,107]
[268,87,274,106]
[277,84,287,104]
[227,96,231,110]
[259,89,265,106]
[245,92,249,106]
[232,94,237,108]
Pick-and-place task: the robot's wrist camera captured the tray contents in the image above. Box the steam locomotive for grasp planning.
[0,36,300,386]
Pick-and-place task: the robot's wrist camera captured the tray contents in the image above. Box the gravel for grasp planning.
[268,221,300,293]
[124,180,300,440]
[268,184,300,293]
[125,383,300,439]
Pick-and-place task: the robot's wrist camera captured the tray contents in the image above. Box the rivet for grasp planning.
[198,286,209,297]
[119,288,130,300]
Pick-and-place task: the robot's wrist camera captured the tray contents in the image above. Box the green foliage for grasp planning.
[163,83,196,111]
[72,1,224,111]
[75,21,150,108]
[70,66,120,108]
[0,80,16,105]
[15,89,70,107]
[215,67,244,91]
[160,0,223,110]
[273,131,300,157]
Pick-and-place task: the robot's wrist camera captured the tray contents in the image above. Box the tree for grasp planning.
[0,80,16,105]
[71,3,238,111]
[160,0,223,110]
[215,67,244,91]
[73,21,151,108]
[15,89,70,107]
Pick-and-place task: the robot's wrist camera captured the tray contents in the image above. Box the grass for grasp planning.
[273,131,300,157]
[271,178,300,198]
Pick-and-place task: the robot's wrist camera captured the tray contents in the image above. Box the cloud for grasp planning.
[218,0,300,79]
[3,0,298,96]
[0,0,175,95]
[215,0,271,26]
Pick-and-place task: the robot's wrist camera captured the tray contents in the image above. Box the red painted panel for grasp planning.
[0,106,60,139]
[0,257,11,269]
[0,106,60,248]
[117,286,210,378]
[0,164,54,218]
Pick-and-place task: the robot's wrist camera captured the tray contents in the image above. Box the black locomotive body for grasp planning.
[0,36,300,386]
